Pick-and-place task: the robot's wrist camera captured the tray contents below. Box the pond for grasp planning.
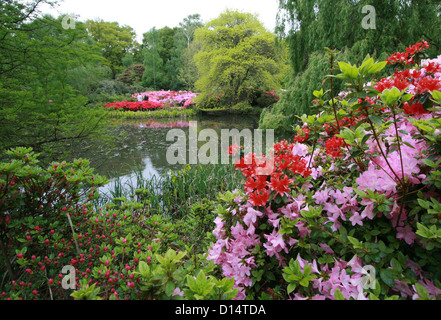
[71,114,287,197]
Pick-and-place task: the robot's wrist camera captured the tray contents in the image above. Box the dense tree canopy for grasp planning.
[193,9,287,108]
[0,0,109,161]
[277,0,441,73]
[139,15,204,91]
[85,19,138,78]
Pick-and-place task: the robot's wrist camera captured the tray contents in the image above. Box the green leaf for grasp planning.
[334,289,345,300]
[415,283,430,300]
[432,90,441,102]
[367,61,387,74]
[368,114,383,126]
[390,258,402,273]
[380,269,395,287]
[313,89,324,98]
[138,261,150,277]
[287,283,297,294]
[165,281,175,297]
[401,94,414,102]
[421,159,436,168]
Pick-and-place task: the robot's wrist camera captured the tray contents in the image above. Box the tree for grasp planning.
[141,27,168,90]
[193,10,286,108]
[177,40,202,91]
[0,0,109,162]
[166,15,204,90]
[85,19,138,78]
[179,14,204,48]
[116,64,146,85]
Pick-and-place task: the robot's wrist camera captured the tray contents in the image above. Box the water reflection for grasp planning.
[74,114,288,196]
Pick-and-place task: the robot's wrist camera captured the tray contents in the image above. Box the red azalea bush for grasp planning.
[103,100,164,112]
[209,41,441,300]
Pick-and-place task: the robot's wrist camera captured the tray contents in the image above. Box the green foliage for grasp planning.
[277,0,441,74]
[116,64,146,85]
[259,51,334,132]
[85,19,138,78]
[0,148,238,300]
[0,1,111,161]
[194,9,287,107]
[142,27,170,90]
[231,101,254,114]
[105,108,195,120]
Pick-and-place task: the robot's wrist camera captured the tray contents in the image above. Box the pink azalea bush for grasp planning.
[208,41,441,300]
[132,90,199,108]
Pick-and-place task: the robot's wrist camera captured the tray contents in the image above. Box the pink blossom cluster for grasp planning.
[132,90,199,108]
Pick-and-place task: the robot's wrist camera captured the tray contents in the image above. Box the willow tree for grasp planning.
[277,0,441,73]
[193,9,287,108]
[260,0,441,133]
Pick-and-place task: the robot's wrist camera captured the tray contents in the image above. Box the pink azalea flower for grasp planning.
[172,287,184,297]
[396,225,416,245]
[349,211,363,226]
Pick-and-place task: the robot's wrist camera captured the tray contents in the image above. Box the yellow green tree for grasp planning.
[193,10,287,108]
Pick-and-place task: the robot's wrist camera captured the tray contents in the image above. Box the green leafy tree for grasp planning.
[277,0,441,74]
[85,19,138,78]
[167,14,204,90]
[177,40,202,91]
[141,27,169,90]
[0,0,109,162]
[179,13,204,48]
[193,9,286,108]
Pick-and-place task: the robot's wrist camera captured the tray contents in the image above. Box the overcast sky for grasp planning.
[40,0,280,42]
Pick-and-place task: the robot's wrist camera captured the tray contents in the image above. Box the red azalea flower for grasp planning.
[415,77,441,94]
[405,40,430,56]
[248,190,270,207]
[424,62,441,75]
[325,136,345,158]
[268,174,293,196]
[294,128,310,143]
[386,52,410,65]
[245,175,268,193]
[403,102,428,115]
[228,143,240,156]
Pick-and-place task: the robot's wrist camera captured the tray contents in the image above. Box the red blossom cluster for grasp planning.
[294,128,310,143]
[325,136,345,158]
[386,40,430,65]
[103,101,163,111]
[323,116,359,136]
[233,140,311,207]
[375,59,441,115]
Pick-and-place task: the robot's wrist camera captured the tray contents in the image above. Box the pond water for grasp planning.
[72,114,287,197]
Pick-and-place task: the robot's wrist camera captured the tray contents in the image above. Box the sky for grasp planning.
[40,0,280,42]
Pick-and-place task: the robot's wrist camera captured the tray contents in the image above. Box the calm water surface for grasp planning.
[73,114,283,196]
